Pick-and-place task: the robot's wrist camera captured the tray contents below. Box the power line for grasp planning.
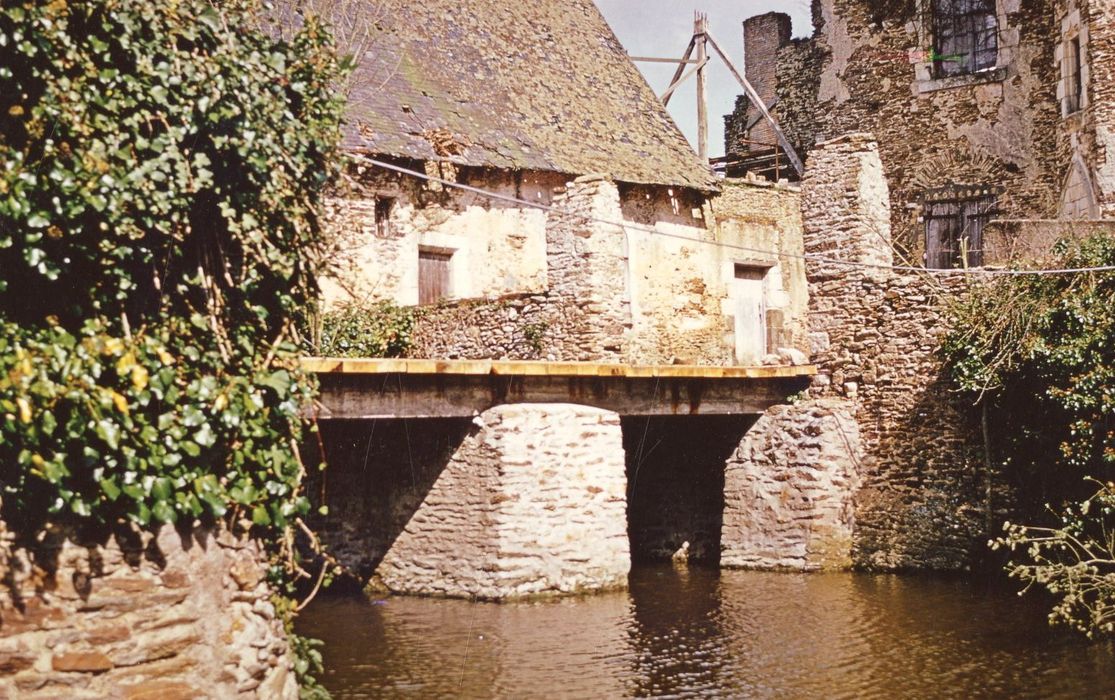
[348,154,1115,277]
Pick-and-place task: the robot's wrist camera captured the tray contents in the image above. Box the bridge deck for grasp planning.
[302,358,814,379]
[304,358,815,419]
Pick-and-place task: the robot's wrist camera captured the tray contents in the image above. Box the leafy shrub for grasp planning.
[943,234,1115,482]
[0,0,344,530]
[992,479,1115,638]
[0,318,312,532]
[314,301,416,357]
[943,233,1115,636]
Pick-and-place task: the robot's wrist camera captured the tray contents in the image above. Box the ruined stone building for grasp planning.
[320,0,810,368]
[728,1,1115,265]
[721,1,1115,571]
[298,0,1115,597]
[304,0,845,599]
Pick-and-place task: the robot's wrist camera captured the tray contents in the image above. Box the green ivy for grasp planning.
[0,317,313,533]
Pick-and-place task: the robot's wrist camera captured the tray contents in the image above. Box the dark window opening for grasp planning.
[923,188,997,269]
[1065,35,1083,114]
[418,249,451,305]
[374,197,393,237]
[931,0,998,77]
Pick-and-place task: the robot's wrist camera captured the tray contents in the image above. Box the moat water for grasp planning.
[297,566,1115,698]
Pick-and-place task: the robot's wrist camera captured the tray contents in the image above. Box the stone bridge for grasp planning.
[302,358,849,600]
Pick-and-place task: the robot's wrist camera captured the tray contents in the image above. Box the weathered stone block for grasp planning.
[51,650,114,673]
[372,403,630,599]
[0,523,297,699]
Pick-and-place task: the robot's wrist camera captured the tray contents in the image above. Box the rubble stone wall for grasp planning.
[404,176,809,366]
[722,399,862,570]
[370,404,630,599]
[725,135,996,572]
[0,523,296,699]
[1088,0,1115,215]
[804,135,993,569]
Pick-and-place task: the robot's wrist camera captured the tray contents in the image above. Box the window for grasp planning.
[1065,35,1083,114]
[923,187,997,269]
[418,249,451,304]
[374,197,393,237]
[931,0,998,77]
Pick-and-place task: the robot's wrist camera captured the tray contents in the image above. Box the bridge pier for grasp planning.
[371,403,630,599]
[720,399,862,570]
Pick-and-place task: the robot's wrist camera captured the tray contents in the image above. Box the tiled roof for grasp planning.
[341,0,716,190]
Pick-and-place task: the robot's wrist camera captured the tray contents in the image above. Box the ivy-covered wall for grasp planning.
[0,1,346,694]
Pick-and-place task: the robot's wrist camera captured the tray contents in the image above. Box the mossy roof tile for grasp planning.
[341,0,716,191]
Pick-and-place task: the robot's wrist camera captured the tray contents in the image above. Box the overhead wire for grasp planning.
[348,154,1115,277]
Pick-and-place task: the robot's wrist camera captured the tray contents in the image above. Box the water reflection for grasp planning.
[297,567,1115,699]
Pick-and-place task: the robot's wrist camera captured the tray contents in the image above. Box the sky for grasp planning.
[594,1,813,157]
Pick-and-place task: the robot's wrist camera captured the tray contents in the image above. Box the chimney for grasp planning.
[742,12,792,150]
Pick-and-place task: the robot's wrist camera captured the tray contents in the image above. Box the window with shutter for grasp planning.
[923,187,997,269]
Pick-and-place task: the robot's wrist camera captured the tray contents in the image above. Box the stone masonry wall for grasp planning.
[407,294,583,361]
[371,404,629,599]
[722,399,862,570]
[0,523,296,698]
[403,175,636,363]
[404,176,810,366]
[711,178,810,353]
[802,135,991,570]
[305,418,474,581]
[543,176,632,362]
[320,166,562,308]
[726,134,997,571]
[1088,0,1115,215]
[738,0,1072,258]
[741,13,793,150]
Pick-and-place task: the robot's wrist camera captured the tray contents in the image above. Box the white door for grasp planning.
[732,265,766,364]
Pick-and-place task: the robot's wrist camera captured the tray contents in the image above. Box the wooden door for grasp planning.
[418,250,451,305]
[732,265,766,364]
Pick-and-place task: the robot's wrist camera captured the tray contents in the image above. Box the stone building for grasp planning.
[321,0,810,367]
[728,0,1115,265]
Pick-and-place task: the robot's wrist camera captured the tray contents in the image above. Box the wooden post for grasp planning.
[695,12,709,162]
[657,38,695,108]
[659,57,706,104]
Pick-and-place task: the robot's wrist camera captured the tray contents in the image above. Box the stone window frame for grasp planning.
[1056,7,1090,119]
[929,0,999,78]
[913,0,1018,95]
